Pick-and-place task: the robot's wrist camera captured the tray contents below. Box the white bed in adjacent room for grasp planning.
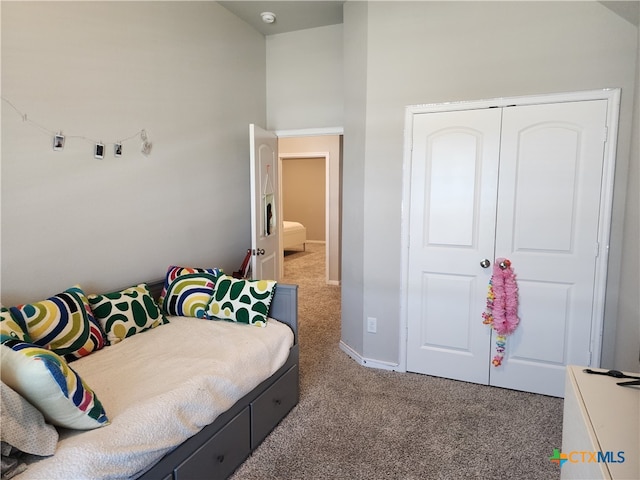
[283,221,306,251]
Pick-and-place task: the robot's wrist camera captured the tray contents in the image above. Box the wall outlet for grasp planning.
[367,316,377,334]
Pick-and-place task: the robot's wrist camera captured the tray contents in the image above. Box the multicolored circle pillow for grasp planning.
[88,284,168,345]
[1,340,109,430]
[9,285,106,360]
[1,305,31,344]
[158,266,223,318]
[205,275,277,327]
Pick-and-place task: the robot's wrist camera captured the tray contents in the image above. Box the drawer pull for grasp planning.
[217,455,225,464]
[274,398,282,406]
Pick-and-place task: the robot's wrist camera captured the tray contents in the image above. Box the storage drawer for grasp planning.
[250,364,299,449]
[174,407,250,480]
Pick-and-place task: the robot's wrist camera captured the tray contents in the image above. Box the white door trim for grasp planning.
[275,126,344,137]
[278,152,332,285]
[399,88,621,373]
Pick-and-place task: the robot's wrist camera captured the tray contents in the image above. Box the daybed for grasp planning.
[283,221,306,251]
[0,275,299,480]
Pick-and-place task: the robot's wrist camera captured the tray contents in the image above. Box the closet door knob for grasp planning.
[480,259,491,268]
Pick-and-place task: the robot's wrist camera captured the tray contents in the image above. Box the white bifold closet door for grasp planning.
[406,99,609,397]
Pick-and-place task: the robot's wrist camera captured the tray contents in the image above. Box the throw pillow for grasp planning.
[158,266,223,318]
[9,286,105,360]
[0,381,58,456]
[88,283,169,345]
[1,305,31,344]
[0,340,109,430]
[205,275,276,327]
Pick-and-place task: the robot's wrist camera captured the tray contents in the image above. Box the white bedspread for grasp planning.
[16,316,294,480]
[283,220,305,231]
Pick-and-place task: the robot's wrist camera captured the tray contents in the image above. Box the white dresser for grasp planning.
[561,365,639,479]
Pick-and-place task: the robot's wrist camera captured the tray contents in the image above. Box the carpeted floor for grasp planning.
[231,243,564,480]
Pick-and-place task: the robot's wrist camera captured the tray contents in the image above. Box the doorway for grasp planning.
[281,155,327,244]
[277,135,342,286]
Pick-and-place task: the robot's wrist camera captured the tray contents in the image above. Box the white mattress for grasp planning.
[283,221,306,250]
[283,220,305,232]
[16,316,294,480]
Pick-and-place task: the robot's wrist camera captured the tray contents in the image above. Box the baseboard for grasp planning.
[339,341,403,372]
[327,280,340,286]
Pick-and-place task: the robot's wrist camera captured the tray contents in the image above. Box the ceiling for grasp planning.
[219,1,638,37]
[218,1,345,36]
[600,1,640,26]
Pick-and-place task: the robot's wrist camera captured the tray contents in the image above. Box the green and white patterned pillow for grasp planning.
[205,275,276,327]
[88,284,169,345]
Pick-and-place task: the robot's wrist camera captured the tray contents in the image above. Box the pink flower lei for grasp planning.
[482,258,519,367]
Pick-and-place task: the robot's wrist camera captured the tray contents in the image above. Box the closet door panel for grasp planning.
[417,273,475,351]
[510,126,579,252]
[426,132,478,246]
[406,109,502,384]
[505,279,570,364]
[491,100,608,397]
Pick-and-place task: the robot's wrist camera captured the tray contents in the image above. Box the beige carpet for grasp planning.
[231,243,563,479]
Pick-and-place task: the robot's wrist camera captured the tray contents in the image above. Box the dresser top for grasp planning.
[568,365,639,479]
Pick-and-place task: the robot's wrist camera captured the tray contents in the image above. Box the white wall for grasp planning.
[613,22,640,373]
[1,2,266,304]
[342,1,639,369]
[265,24,345,285]
[266,24,343,131]
[341,2,368,356]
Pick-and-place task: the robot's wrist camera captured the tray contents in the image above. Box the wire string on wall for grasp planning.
[2,96,152,159]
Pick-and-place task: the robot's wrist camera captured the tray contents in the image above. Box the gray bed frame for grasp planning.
[137,281,299,480]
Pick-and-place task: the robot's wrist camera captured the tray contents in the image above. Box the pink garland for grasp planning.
[482,258,519,367]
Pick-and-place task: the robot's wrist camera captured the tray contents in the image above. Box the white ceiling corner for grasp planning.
[218,1,345,36]
[599,1,640,26]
